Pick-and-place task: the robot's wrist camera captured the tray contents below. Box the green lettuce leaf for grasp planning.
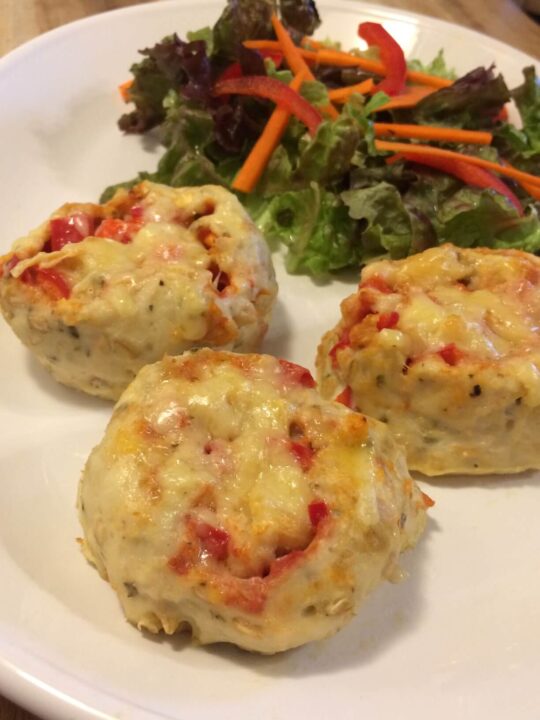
[294,115,362,184]
[279,0,321,36]
[253,185,359,274]
[411,66,510,128]
[512,66,540,154]
[438,188,540,252]
[213,0,274,59]
[407,50,457,80]
[341,182,413,261]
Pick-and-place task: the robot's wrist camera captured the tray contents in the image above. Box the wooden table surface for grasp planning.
[0,1,539,719]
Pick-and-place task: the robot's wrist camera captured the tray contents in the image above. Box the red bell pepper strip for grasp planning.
[335,385,354,408]
[194,522,230,562]
[95,218,142,244]
[278,359,316,388]
[358,22,407,97]
[217,51,284,85]
[391,152,524,216]
[328,328,351,369]
[377,311,400,331]
[438,343,464,366]
[49,213,98,252]
[308,500,329,527]
[21,266,71,300]
[213,75,323,137]
[290,441,315,472]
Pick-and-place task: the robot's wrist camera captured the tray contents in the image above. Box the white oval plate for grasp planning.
[0,2,539,719]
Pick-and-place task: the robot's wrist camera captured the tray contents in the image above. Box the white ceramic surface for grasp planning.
[0,2,539,719]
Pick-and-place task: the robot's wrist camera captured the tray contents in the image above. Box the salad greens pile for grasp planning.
[103,0,540,276]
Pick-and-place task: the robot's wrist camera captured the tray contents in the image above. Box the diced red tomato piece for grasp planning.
[95,218,142,244]
[49,213,97,252]
[335,385,354,408]
[278,359,316,388]
[195,522,230,562]
[21,266,71,299]
[308,500,329,527]
[377,311,400,331]
[360,275,393,294]
[290,440,314,472]
[438,343,463,366]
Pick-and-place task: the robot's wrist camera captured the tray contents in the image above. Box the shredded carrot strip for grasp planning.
[327,78,374,102]
[376,85,435,111]
[374,123,493,146]
[375,140,540,189]
[243,40,452,89]
[314,49,452,89]
[270,15,339,119]
[232,72,307,194]
[521,182,540,201]
[118,79,133,102]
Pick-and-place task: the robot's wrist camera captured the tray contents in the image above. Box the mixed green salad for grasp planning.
[103,0,540,276]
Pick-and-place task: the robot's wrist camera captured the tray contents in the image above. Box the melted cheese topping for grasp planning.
[317,244,540,475]
[79,350,427,653]
[0,182,277,399]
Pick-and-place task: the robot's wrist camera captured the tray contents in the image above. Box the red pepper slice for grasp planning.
[308,500,329,527]
[49,213,98,252]
[290,440,315,471]
[278,359,316,388]
[95,218,142,244]
[394,152,523,216]
[358,22,407,97]
[438,343,463,366]
[217,51,284,85]
[328,328,350,369]
[335,385,354,408]
[195,522,230,562]
[377,311,399,330]
[213,75,323,137]
[21,266,71,300]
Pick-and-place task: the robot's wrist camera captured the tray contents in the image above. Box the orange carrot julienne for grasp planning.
[243,40,452,89]
[118,79,133,102]
[376,85,435,111]
[521,182,540,201]
[374,123,493,146]
[375,140,540,189]
[327,78,374,102]
[314,49,452,89]
[232,72,307,194]
[270,15,339,119]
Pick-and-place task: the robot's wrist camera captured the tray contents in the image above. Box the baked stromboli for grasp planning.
[78,350,428,654]
[0,182,277,400]
[317,244,540,476]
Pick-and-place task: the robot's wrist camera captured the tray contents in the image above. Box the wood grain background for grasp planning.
[0,1,538,719]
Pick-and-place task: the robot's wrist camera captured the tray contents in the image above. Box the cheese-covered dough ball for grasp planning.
[78,350,428,654]
[317,244,540,476]
[0,182,277,400]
